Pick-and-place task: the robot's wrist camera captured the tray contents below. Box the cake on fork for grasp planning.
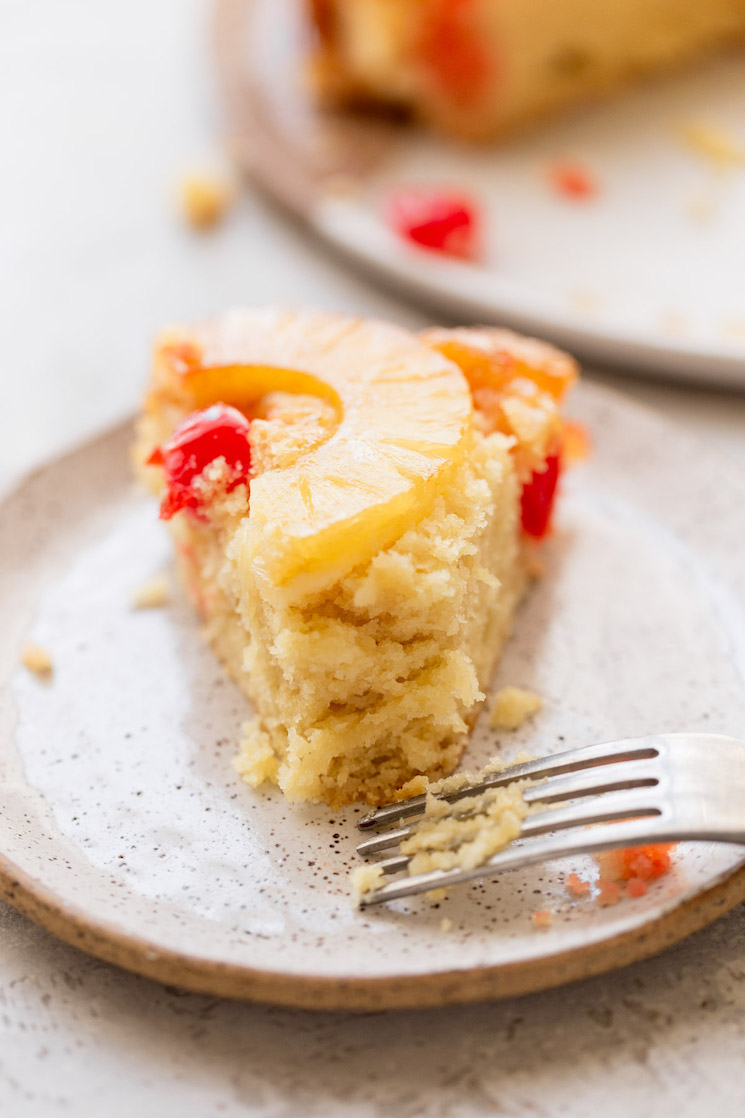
[134,309,576,806]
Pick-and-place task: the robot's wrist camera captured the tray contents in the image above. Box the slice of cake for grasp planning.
[134,309,576,806]
[307,0,745,139]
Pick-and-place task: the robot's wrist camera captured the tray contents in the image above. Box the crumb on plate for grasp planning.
[532,908,554,929]
[490,686,542,731]
[678,120,745,171]
[549,161,599,201]
[565,872,591,898]
[131,575,170,610]
[351,863,385,906]
[20,641,53,677]
[440,917,453,933]
[350,756,532,905]
[594,842,676,905]
[596,843,675,884]
[596,879,622,907]
[426,887,449,903]
[686,192,716,225]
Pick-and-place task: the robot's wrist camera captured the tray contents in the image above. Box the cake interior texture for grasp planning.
[135,310,576,806]
[307,0,745,139]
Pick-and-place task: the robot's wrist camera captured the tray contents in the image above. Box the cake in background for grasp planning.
[307,0,745,139]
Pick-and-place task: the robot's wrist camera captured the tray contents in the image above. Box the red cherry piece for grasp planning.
[549,161,599,201]
[521,453,560,538]
[151,403,251,521]
[387,188,480,260]
[418,0,491,105]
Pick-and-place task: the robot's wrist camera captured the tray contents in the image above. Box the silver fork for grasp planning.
[354,732,745,906]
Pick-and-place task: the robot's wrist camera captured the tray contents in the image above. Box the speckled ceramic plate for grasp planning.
[215,0,745,387]
[2,381,745,1010]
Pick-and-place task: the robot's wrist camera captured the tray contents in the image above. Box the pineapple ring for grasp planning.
[152,309,472,587]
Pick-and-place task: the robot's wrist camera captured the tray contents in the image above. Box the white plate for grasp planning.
[2,382,745,1009]
[216,0,745,387]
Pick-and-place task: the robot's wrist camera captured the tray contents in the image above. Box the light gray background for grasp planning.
[2,2,745,1114]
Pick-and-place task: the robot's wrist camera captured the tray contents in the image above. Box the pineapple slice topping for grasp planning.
[151,309,472,586]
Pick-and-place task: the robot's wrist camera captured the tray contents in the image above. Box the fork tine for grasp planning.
[358,816,674,906]
[521,788,662,837]
[357,738,661,831]
[356,757,663,858]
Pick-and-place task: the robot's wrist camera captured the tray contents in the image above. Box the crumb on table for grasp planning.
[179,173,233,230]
[20,641,53,677]
[131,575,170,610]
[490,686,542,731]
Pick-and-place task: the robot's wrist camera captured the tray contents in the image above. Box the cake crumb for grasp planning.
[490,686,542,731]
[393,775,429,801]
[234,719,280,787]
[351,863,385,906]
[179,173,233,230]
[568,289,602,316]
[678,120,745,171]
[565,872,591,898]
[593,843,675,905]
[596,843,675,885]
[686,193,716,225]
[596,880,622,907]
[426,888,449,903]
[131,575,169,610]
[549,161,599,201]
[532,908,554,929]
[440,917,453,933]
[626,876,648,898]
[20,642,53,677]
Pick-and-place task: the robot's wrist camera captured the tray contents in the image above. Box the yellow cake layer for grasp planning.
[308,0,745,139]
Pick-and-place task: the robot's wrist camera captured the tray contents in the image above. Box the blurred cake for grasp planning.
[135,308,576,806]
[307,0,745,139]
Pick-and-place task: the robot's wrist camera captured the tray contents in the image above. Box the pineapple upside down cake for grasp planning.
[135,309,577,807]
[307,0,745,140]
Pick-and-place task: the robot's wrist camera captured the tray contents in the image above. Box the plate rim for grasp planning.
[3,851,745,1010]
[2,395,745,1010]
[212,0,745,390]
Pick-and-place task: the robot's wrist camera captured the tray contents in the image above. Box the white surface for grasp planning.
[2,1,745,1114]
[4,389,745,996]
